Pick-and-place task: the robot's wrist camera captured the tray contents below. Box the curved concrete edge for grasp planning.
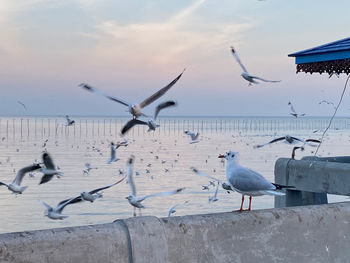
[0,223,129,263]
[1,203,350,263]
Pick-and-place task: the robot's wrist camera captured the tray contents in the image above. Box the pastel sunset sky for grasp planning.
[1,0,350,116]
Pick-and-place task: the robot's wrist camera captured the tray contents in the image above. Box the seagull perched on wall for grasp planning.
[40,197,81,220]
[79,69,185,119]
[184,130,200,144]
[125,155,185,216]
[65,115,75,126]
[0,163,42,194]
[121,100,177,135]
[39,153,64,184]
[288,102,305,118]
[254,135,321,148]
[218,151,294,211]
[230,46,281,86]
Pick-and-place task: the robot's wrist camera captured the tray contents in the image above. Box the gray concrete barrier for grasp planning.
[1,202,350,263]
[274,157,350,207]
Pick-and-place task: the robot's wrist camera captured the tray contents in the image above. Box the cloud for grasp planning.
[91,0,254,70]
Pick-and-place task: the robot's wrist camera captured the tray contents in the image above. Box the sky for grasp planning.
[1,0,350,116]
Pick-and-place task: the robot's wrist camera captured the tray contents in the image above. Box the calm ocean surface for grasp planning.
[0,116,349,234]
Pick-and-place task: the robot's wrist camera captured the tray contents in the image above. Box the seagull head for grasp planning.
[218,151,239,162]
[125,195,133,200]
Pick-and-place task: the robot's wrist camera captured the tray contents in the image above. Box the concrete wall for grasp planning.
[1,202,350,263]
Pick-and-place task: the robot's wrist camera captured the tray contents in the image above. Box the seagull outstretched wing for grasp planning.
[79,83,131,107]
[138,69,185,109]
[230,46,248,73]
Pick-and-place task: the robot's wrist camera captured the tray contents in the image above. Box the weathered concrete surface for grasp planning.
[123,216,169,263]
[162,203,350,263]
[0,223,129,263]
[1,203,350,263]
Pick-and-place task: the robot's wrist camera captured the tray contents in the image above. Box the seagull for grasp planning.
[168,201,189,217]
[291,146,305,159]
[65,115,75,126]
[254,135,321,148]
[125,155,185,216]
[83,163,98,175]
[40,197,81,220]
[17,101,27,110]
[79,69,185,119]
[288,102,305,118]
[209,182,220,203]
[0,163,42,194]
[230,46,281,85]
[107,142,120,164]
[39,153,64,185]
[218,151,294,211]
[121,100,177,135]
[184,130,200,144]
[77,177,126,203]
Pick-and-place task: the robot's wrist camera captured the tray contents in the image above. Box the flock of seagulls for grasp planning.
[2,44,333,225]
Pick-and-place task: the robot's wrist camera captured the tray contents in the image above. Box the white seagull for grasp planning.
[39,153,64,184]
[40,197,81,220]
[125,156,185,216]
[76,177,126,203]
[209,181,220,203]
[218,151,294,211]
[0,163,42,194]
[83,163,98,175]
[230,46,281,86]
[107,142,120,164]
[288,102,305,118]
[254,135,321,148]
[168,201,189,217]
[65,115,75,126]
[79,69,185,119]
[184,130,200,144]
[121,100,177,135]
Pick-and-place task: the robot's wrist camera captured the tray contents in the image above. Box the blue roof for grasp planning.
[288,37,350,64]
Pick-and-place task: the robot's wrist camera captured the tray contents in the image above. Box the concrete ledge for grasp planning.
[1,203,350,262]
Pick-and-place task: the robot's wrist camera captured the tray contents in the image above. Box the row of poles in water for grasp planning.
[0,117,348,139]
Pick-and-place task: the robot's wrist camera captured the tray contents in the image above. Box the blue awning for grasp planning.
[288,37,350,75]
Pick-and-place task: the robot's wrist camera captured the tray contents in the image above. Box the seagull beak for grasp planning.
[218,154,225,158]
[125,196,128,199]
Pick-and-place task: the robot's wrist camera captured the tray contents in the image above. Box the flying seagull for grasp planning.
[83,163,98,175]
[79,69,185,119]
[75,177,126,203]
[17,101,27,110]
[168,201,189,217]
[184,130,200,144]
[40,197,81,220]
[121,100,177,135]
[65,115,75,126]
[291,146,305,159]
[0,164,42,194]
[107,142,121,164]
[288,102,305,118]
[39,153,64,184]
[209,181,220,203]
[125,155,185,216]
[230,46,281,85]
[218,151,294,211]
[254,135,321,148]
